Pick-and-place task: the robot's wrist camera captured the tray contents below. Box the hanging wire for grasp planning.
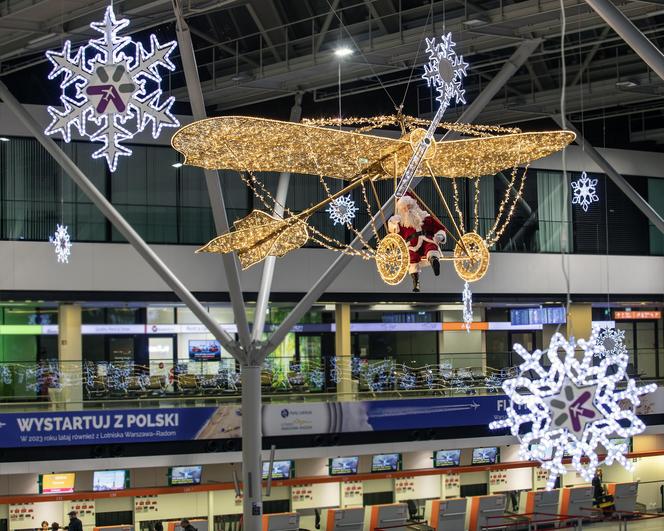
[559,0,572,320]
[323,0,399,109]
[398,1,434,110]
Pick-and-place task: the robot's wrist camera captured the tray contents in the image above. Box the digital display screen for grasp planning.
[93,470,127,491]
[472,447,499,465]
[188,340,222,361]
[608,437,631,451]
[371,453,401,473]
[262,460,293,480]
[41,473,75,494]
[529,443,554,460]
[329,456,359,476]
[511,307,566,326]
[170,466,202,486]
[433,449,461,468]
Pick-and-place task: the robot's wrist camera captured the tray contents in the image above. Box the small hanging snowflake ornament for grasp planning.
[45,6,179,171]
[489,332,656,490]
[326,194,359,226]
[462,281,473,332]
[571,171,599,212]
[49,224,72,263]
[594,325,627,359]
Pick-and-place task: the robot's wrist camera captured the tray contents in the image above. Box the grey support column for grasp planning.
[445,39,541,140]
[241,364,263,531]
[252,92,303,342]
[585,0,664,82]
[173,0,252,350]
[556,119,664,235]
[0,80,239,355]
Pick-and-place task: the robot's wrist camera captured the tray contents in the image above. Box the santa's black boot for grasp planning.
[411,273,420,292]
[429,255,440,276]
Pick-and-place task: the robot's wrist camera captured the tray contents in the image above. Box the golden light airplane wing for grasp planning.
[171,116,574,179]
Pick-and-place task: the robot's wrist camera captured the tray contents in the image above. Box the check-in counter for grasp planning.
[261,512,299,531]
[322,507,364,531]
[607,482,638,513]
[364,503,409,531]
[93,527,133,531]
[519,489,560,522]
[424,498,466,531]
[467,494,506,531]
[167,520,208,531]
[559,486,594,519]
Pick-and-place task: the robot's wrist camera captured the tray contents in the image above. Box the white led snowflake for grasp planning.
[326,195,359,225]
[45,6,179,171]
[49,224,72,263]
[594,326,627,359]
[571,171,599,212]
[422,33,468,107]
[490,332,656,490]
[462,281,473,332]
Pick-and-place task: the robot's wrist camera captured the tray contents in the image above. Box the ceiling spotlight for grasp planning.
[463,17,489,27]
[616,79,638,88]
[172,162,183,168]
[334,47,353,57]
[0,137,9,142]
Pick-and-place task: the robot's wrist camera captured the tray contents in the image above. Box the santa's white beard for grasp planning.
[398,205,427,230]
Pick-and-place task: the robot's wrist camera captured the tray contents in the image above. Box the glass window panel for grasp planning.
[147,306,175,324]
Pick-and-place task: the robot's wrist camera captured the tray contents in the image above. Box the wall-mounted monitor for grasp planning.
[40,473,75,494]
[528,443,554,461]
[329,456,359,476]
[471,447,499,465]
[433,449,461,468]
[608,437,632,451]
[169,465,202,486]
[262,460,293,480]
[188,340,222,361]
[371,453,401,473]
[93,470,128,491]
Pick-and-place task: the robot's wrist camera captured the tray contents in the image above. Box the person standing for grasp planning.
[153,523,163,531]
[180,520,196,531]
[67,511,82,531]
[592,469,604,503]
[40,520,49,531]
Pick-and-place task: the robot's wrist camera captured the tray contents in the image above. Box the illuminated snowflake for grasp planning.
[422,32,468,107]
[571,171,599,212]
[595,326,627,359]
[45,6,179,171]
[490,332,657,490]
[462,281,473,332]
[326,195,359,226]
[49,224,72,263]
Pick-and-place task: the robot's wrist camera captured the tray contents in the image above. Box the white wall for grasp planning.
[0,240,661,296]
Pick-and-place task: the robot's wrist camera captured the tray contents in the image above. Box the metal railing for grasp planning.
[0,353,661,412]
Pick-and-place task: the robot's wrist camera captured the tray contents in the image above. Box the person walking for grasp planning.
[67,511,82,531]
[180,519,196,531]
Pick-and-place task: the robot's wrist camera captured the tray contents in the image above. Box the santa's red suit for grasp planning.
[388,194,447,291]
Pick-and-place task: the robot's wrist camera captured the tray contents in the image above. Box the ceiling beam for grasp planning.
[315,0,341,55]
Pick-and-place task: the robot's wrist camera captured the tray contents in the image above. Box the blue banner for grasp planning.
[0,389,661,448]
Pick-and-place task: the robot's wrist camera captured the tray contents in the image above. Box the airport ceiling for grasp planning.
[0,0,663,149]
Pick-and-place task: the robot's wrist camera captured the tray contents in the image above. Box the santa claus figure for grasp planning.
[388,193,447,292]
